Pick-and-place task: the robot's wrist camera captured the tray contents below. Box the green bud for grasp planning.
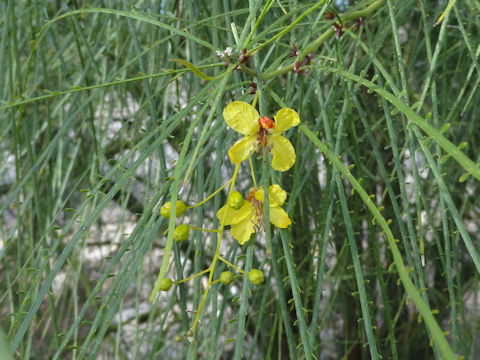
[219,271,234,285]
[228,191,245,210]
[174,224,190,242]
[174,334,183,343]
[248,269,264,285]
[160,200,187,218]
[158,278,173,291]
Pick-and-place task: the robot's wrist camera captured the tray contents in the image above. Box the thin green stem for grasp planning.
[186,179,232,209]
[174,268,211,284]
[190,164,241,333]
[218,256,246,274]
[257,0,387,80]
[247,0,328,56]
[300,123,456,359]
[249,157,258,188]
[189,226,221,233]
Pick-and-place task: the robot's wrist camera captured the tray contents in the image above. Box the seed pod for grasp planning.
[228,191,245,210]
[174,224,190,242]
[158,278,173,291]
[160,200,187,218]
[220,271,234,285]
[248,269,265,285]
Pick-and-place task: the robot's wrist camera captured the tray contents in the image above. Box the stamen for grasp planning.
[259,116,275,130]
[246,188,257,201]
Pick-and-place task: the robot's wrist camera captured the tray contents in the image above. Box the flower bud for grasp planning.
[228,191,245,210]
[174,224,190,242]
[158,278,173,291]
[220,271,234,285]
[248,269,264,285]
[174,334,183,343]
[160,200,187,218]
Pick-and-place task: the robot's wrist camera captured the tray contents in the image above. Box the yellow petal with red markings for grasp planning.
[270,134,296,171]
[216,201,252,225]
[273,108,300,134]
[228,135,257,164]
[254,184,287,206]
[230,216,255,245]
[223,101,260,136]
[269,206,291,228]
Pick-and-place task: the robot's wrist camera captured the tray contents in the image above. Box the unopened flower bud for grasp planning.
[220,271,234,285]
[174,334,183,342]
[158,278,173,291]
[228,191,245,210]
[248,269,264,285]
[160,200,186,218]
[174,224,190,242]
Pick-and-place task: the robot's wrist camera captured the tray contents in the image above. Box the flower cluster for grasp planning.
[218,100,299,244]
[153,98,300,339]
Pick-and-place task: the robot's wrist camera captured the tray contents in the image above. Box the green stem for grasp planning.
[174,268,211,284]
[189,226,221,233]
[186,179,232,209]
[248,157,258,188]
[218,256,246,274]
[300,123,456,359]
[323,66,480,182]
[190,164,241,333]
[259,0,387,81]
[247,0,329,56]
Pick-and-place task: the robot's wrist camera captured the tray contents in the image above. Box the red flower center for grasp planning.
[257,116,275,149]
[259,116,275,130]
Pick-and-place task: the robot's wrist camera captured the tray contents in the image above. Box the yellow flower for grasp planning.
[223,101,300,171]
[216,184,291,245]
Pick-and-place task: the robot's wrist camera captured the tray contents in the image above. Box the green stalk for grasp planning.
[300,123,456,360]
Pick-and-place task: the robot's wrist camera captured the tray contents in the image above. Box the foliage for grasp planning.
[1,0,480,359]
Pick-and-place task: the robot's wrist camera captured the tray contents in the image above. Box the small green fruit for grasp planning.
[248,269,264,285]
[220,271,234,285]
[160,200,187,218]
[174,224,190,242]
[228,191,245,210]
[158,278,173,291]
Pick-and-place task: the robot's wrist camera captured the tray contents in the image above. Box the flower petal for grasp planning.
[273,108,300,134]
[254,187,264,202]
[228,135,257,164]
[268,184,287,205]
[223,101,260,136]
[270,206,291,228]
[230,216,255,245]
[216,201,252,225]
[254,184,287,206]
[270,134,296,171]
